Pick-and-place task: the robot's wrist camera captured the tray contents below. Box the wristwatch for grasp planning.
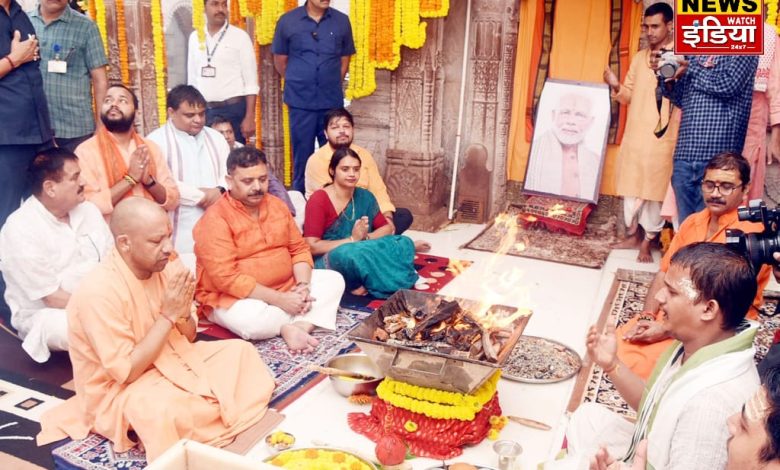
[143,176,157,188]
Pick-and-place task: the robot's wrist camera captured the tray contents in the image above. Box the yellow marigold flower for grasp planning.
[488,428,500,440]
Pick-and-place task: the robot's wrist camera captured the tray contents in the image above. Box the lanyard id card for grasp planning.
[201,65,216,78]
[48,43,69,74]
[48,60,67,74]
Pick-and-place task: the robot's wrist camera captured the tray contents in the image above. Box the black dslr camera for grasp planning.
[725,200,780,270]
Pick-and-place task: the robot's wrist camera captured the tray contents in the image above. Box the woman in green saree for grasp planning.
[303,148,422,298]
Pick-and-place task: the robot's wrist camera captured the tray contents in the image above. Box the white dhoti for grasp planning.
[544,403,635,470]
[15,308,69,363]
[209,269,345,340]
[623,197,664,238]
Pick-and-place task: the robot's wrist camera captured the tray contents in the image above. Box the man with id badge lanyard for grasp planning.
[187,0,258,145]
[28,0,108,152]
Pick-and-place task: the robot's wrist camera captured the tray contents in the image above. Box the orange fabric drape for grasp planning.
[507,0,644,197]
[548,0,611,81]
[506,0,542,182]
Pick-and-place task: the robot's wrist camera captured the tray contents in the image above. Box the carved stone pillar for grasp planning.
[384,20,448,231]
[461,0,519,216]
[258,46,285,178]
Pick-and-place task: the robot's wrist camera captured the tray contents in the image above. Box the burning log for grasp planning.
[406,300,461,340]
[377,296,520,362]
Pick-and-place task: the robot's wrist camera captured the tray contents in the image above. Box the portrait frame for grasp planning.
[523,79,611,205]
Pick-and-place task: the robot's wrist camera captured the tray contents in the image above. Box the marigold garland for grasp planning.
[231,0,247,30]
[192,0,205,50]
[237,0,250,20]
[399,0,426,50]
[281,91,292,186]
[769,0,780,35]
[115,0,130,83]
[257,0,286,45]
[369,0,397,68]
[346,0,377,99]
[420,0,449,18]
[93,0,108,55]
[376,371,501,421]
[151,0,166,125]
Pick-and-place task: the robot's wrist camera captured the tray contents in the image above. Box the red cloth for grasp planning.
[303,189,387,238]
[519,195,592,236]
[348,393,501,460]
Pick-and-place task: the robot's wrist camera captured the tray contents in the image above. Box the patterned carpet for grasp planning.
[462,198,619,269]
[567,269,780,420]
[51,306,373,469]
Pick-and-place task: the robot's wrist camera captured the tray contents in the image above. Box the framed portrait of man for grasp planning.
[523,79,611,204]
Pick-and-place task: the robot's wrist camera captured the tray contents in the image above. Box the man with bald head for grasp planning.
[37,198,275,462]
[525,92,602,201]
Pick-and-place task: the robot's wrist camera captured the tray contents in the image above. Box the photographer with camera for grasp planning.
[603,3,677,263]
[615,152,771,380]
[657,43,758,225]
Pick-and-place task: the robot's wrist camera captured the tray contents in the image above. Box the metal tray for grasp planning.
[501,335,582,384]
[425,466,499,470]
[348,289,531,394]
[264,447,377,469]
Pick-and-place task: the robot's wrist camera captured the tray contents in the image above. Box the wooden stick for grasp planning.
[306,364,378,381]
[506,415,552,431]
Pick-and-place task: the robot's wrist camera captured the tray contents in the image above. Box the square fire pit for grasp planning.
[348,290,531,394]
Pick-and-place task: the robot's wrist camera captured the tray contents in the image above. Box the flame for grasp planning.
[431,321,447,333]
[467,212,533,331]
[547,203,568,217]
[447,259,468,275]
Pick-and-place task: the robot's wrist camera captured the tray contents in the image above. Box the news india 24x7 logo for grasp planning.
[675,0,763,55]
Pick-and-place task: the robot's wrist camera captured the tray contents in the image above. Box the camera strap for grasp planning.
[653,84,673,138]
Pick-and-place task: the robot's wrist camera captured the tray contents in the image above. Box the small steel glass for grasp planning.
[493,439,522,470]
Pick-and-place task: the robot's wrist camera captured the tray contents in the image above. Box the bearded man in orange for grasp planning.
[37,198,274,461]
[75,84,179,219]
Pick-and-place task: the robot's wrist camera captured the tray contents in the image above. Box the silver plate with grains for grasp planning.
[501,335,582,383]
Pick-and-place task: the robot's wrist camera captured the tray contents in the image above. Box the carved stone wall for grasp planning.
[349,0,519,228]
[383,20,448,230]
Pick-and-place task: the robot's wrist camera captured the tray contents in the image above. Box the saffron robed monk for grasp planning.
[37,198,274,462]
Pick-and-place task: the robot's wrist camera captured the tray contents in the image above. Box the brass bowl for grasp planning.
[265,430,295,455]
[325,353,384,397]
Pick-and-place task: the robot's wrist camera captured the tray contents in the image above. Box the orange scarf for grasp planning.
[96,126,157,201]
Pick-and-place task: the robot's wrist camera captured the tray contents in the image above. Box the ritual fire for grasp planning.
[349,290,530,395]
[371,293,527,363]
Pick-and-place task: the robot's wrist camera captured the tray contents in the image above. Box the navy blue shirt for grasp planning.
[271,5,355,110]
[0,0,51,145]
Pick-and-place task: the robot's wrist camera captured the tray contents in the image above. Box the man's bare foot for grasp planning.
[351,285,368,296]
[637,238,653,263]
[280,324,319,354]
[612,233,641,250]
[414,240,431,253]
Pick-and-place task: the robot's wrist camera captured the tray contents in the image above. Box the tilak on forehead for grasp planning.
[677,276,699,302]
[746,388,771,422]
